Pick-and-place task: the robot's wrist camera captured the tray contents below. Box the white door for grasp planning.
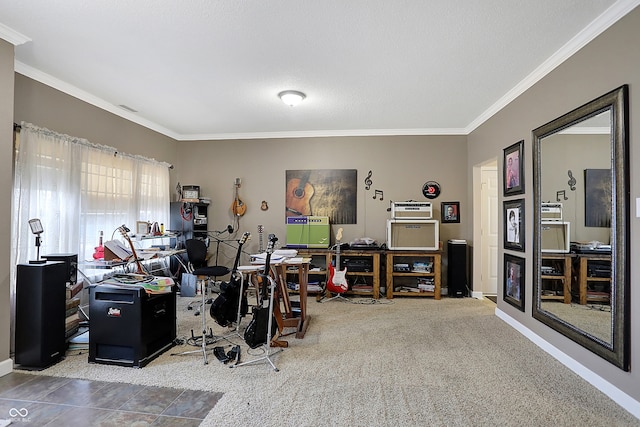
[481,164,499,295]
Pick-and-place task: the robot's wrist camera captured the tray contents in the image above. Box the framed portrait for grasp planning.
[441,201,460,223]
[503,253,525,311]
[503,199,524,251]
[503,140,524,195]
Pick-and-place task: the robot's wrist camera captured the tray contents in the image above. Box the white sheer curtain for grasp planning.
[10,122,170,350]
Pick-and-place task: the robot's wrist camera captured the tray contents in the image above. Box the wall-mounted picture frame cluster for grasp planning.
[504,253,525,311]
[502,139,526,309]
[441,201,460,223]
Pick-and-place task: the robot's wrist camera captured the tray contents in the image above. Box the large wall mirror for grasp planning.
[532,85,629,370]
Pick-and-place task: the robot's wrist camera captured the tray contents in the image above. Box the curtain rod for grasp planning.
[15,122,174,169]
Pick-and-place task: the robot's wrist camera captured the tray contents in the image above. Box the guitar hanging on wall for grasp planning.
[327,228,348,293]
[231,178,247,217]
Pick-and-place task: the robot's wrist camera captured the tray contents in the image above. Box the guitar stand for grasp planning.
[171,277,221,364]
[320,291,350,303]
[232,276,283,372]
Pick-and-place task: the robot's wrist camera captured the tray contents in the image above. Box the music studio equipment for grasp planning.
[88,284,176,368]
[42,253,78,284]
[390,201,433,219]
[447,240,468,297]
[285,216,330,248]
[386,219,439,250]
[15,262,67,369]
[541,221,570,253]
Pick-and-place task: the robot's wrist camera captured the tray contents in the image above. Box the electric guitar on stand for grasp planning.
[257,224,264,252]
[327,228,348,293]
[244,234,278,349]
[210,232,251,327]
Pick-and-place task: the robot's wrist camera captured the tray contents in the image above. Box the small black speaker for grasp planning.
[42,253,77,284]
[448,240,468,297]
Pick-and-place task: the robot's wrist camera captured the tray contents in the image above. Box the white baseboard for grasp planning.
[471,291,484,299]
[0,358,13,377]
[496,307,640,420]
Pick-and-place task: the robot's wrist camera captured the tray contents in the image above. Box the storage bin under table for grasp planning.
[88,283,176,368]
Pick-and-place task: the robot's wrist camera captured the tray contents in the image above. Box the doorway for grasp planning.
[472,160,498,298]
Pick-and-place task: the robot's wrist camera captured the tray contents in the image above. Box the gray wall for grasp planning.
[468,6,640,403]
[175,135,469,264]
[0,39,14,375]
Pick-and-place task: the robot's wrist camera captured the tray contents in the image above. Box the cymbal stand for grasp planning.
[232,275,283,372]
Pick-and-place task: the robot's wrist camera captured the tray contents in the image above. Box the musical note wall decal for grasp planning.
[567,170,577,191]
[373,189,384,200]
[364,170,373,190]
[556,190,568,201]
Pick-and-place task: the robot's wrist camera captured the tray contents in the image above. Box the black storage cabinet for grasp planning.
[15,262,67,369]
[89,284,176,368]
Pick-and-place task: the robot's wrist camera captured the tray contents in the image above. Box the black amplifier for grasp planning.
[342,258,373,272]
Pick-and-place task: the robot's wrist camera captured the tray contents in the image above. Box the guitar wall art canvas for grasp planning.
[285,169,357,224]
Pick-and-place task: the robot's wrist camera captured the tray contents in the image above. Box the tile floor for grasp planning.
[0,371,222,426]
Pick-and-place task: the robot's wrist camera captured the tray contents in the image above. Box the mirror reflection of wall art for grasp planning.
[503,199,524,251]
[504,253,525,311]
[503,140,524,196]
[285,169,357,224]
[584,168,612,227]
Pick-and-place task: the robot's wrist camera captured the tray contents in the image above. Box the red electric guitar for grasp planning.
[327,228,348,293]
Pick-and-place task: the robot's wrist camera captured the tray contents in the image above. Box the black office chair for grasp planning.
[177,239,231,364]
[185,239,231,298]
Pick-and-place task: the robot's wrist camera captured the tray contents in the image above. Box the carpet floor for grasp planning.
[18,295,639,426]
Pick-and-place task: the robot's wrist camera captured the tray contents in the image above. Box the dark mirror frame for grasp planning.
[532,85,630,370]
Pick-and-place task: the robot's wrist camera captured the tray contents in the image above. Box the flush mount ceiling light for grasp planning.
[278,90,306,106]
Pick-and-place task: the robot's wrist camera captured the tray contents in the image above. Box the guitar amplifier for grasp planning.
[386,219,439,250]
[285,216,330,248]
[391,201,433,219]
[541,221,570,253]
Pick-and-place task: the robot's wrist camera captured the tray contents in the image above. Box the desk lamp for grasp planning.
[28,218,46,264]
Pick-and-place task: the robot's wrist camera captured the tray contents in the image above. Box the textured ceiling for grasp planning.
[0,1,636,140]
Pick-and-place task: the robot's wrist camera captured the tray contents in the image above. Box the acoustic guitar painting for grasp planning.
[327,228,348,293]
[286,170,314,216]
[230,178,247,217]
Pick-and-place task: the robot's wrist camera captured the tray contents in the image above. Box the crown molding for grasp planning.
[0,23,30,45]
[465,0,640,134]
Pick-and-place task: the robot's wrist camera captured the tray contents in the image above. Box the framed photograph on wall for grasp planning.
[441,201,460,223]
[503,140,524,195]
[504,253,525,311]
[503,199,524,251]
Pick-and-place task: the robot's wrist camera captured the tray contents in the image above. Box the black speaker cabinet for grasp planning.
[89,284,176,368]
[448,240,468,297]
[42,253,78,284]
[15,262,67,369]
